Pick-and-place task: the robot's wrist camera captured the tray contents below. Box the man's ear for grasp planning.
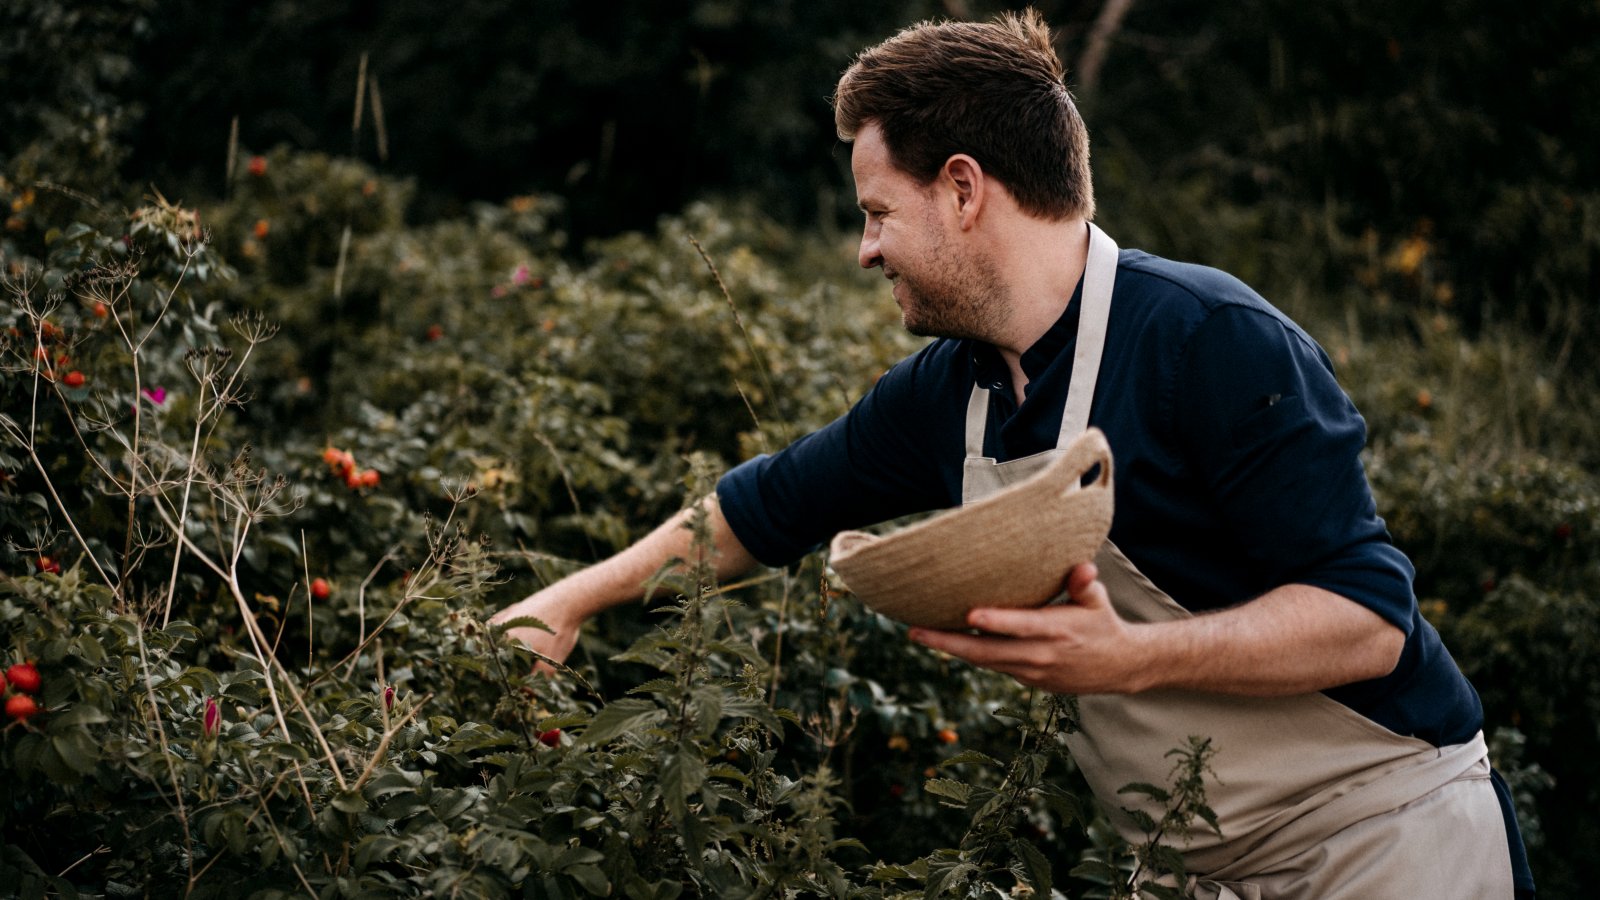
[942,154,985,230]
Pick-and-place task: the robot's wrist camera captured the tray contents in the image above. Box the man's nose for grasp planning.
[858,224,882,270]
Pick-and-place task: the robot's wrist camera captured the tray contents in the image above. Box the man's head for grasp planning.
[832,9,1094,223]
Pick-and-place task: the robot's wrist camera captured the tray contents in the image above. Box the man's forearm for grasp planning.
[911,566,1406,697]
[557,495,760,618]
[1124,583,1406,695]
[492,495,760,663]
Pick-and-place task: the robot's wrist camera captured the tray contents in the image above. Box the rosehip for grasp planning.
[92,301,109,318]
[310,577,331,600]
[6,694,39,722]
[248,156,268,177]
[936,728,959,745]
[63,370,86,388]
[538,728,562,747]
[253,219,270,240]
[5,663,41,694]
[425,324,444,342]
[358,469,380,489]
[322,446,343,467]
[36,556,60,575]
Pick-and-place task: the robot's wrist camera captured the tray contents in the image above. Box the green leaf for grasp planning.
[331,790,368,813]
[494,615,553,635]
[922,777,971,806]
[939,749,1001,769]
[1011,838,1052,896]
[580,698,666,746]
[1117,781,1170,802]
[661,749,707,822]
[566,863,611,896]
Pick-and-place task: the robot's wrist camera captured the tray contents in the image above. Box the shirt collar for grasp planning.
[969,278,1087,397]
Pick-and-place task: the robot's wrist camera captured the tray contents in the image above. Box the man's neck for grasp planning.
[989,217,1090,403]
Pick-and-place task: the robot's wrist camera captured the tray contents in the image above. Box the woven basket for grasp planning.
[829,427,1114,630]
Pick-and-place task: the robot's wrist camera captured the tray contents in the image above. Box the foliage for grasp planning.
[5,150,1226,896]
[4,1,1598,883]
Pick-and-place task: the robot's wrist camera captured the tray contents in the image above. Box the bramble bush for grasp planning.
[2,141,1595,897]
[1,152,1250,898]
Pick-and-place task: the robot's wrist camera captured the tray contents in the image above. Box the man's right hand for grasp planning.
[490,589,585,673]
[486,495,760,675]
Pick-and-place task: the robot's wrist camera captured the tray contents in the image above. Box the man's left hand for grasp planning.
[908,562,1151,694]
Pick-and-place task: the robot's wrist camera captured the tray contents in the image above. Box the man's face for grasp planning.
[851,123,1005,342]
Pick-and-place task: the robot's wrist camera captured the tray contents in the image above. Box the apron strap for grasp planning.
[964,223,1120,459]
[1058,222,1119,442]
[964,384,990,457]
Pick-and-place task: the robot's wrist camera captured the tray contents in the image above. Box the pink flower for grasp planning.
[512,264,532,286]
[383,686,395,710]
[141,386,167,406]
[203,697,221,738]
[490,284,508,298]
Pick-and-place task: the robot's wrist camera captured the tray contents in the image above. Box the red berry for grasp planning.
[5,663,41,694]
[36,556,61,575]
[63,370,86,388]
[425,323,444,342]
[248,156,268,177]
[358,469,380,489]
[6,693,39,722]
[936,728,959,745]
[92,301,109,318]
[310,577,331,601]
[538,728,562,747]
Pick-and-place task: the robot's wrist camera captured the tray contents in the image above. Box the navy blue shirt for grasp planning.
[720,248,1478,741]
[716,248,1530,889]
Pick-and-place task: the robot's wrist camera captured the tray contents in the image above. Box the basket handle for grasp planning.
[1052,427,1113,495]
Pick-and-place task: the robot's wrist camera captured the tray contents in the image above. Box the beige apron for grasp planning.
[960,223,1514,898]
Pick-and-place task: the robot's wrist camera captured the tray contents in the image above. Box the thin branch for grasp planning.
[1076,0,1137,96]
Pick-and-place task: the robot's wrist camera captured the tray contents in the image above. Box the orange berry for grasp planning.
[936,728,959,745]
[358,469,380,489]
[6,662,42,694]
[6,694,40,722]
[253,219,270,240]
[92,301,109,318]
[322,446,343,467]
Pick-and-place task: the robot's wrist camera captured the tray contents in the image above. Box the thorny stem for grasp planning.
[688,235,787,448]
[146,492,350,791]
[132,626,197,891]
[161,372,209,626]
[351,692,430,792]
[4,331,119,592]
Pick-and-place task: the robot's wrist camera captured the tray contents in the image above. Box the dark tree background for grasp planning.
[4,1,1599,893]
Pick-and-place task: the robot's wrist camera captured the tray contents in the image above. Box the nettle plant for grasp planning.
[0,183,1217,898]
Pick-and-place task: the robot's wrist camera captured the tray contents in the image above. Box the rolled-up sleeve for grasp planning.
[1172,305,1417,634]
[716,346,962,567]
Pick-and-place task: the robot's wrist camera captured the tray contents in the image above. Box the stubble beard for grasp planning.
[896,246,1008,344]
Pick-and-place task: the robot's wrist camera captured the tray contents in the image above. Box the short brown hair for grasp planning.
[833,9,1094,221]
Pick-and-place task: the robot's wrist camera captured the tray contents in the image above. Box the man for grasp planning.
[494,10,1532,898]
